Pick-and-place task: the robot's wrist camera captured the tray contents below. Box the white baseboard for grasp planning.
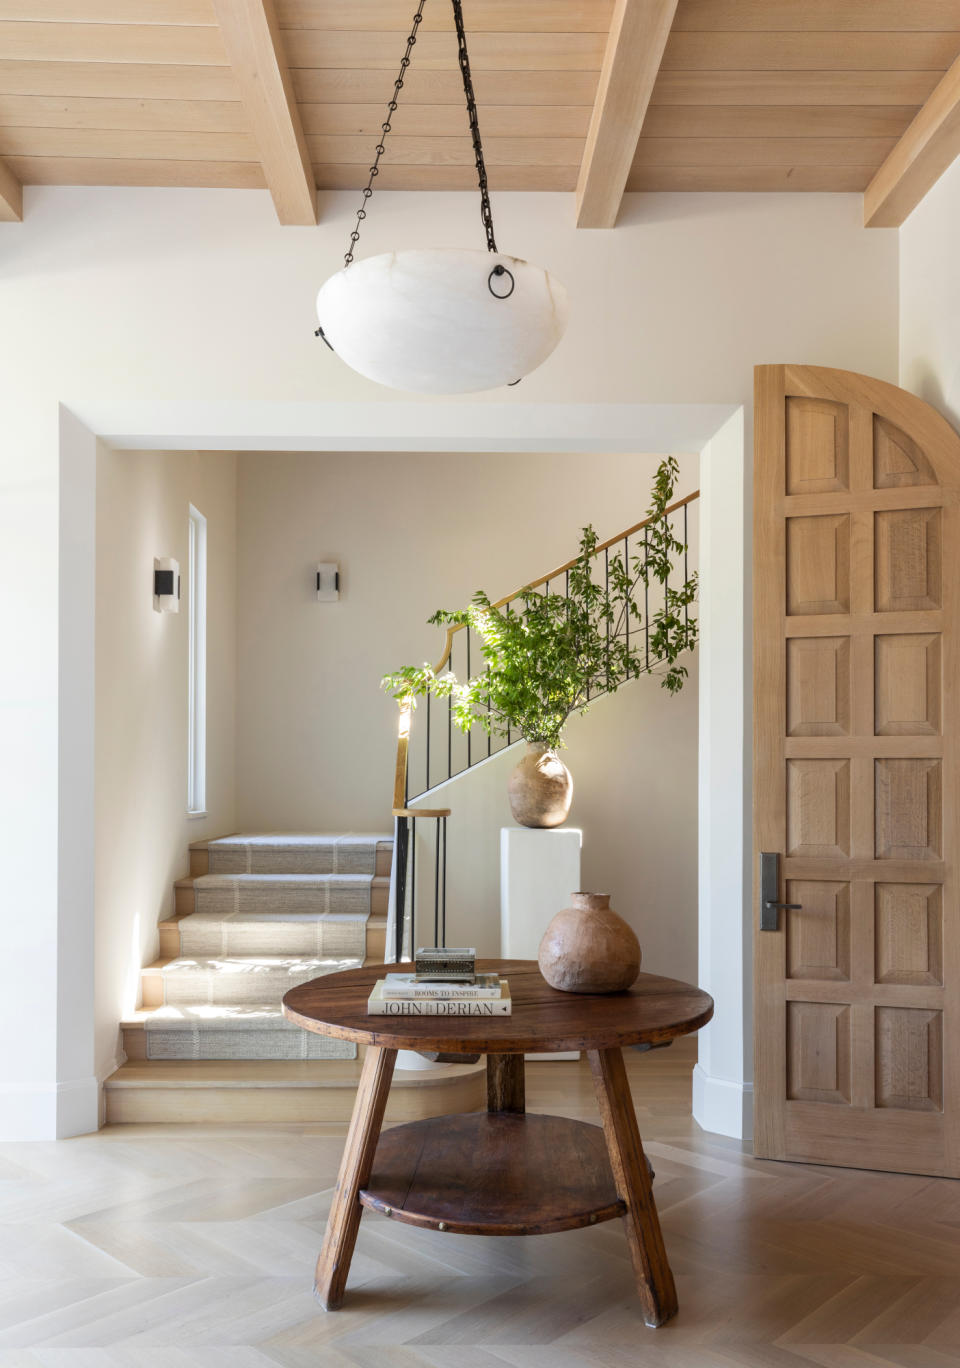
[691,1063,753,1141]
[0,1074,100,1141]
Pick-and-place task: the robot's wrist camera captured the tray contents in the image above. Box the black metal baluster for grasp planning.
[447,637,453,780]
[466,628,472,769]
[506,602,512,746]
[394,814,408,962]
[605,546,610,692]
[441,815,447,946]
[644,526,650,669]
[684,502,689,629]
[426,691,431,793]
[663,515,669,662]
[434,818,440,946]
[624,536,630,670]
[410,815,416,957]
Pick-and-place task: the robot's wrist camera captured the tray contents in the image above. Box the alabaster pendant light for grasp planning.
[315,0,568,395]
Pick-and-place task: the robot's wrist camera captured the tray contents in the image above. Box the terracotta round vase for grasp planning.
[538,892,641,994]
[507,743,573,828]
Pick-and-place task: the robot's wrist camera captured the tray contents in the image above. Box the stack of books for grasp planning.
[367,947,512,1016]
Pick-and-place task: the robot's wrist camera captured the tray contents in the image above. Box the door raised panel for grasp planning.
[875,634,941,737]
[875,1007,943,1112]
[786,396,850,494]
[786,514,850,616]
[787,637,851,737]
[787,1001,852,1104]
[787,758,850,858]
[874,416,938,490]
[875,508,942,613]
[786,881,850,982]
[875,884,943,987]
[875,757,942,860]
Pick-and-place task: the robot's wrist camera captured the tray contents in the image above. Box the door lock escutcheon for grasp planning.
[759,851,802,931]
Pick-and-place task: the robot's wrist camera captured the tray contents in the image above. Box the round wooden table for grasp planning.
[283,959,713,1328]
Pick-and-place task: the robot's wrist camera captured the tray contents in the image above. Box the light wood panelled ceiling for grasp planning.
[1,0,960,228]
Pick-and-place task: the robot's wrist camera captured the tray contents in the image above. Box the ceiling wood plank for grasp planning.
[292,68,600,106]
[651,72,941,107]
[0,126,257,160]
[0,94,247,132]
[312,163,577,191]
[0,59,237,99]
[643,105,916,139]
[276,0,614,33]
[5,154,263,188]
[211,0,316,224]
[299,103,592,139]
[0,1,215,20]
[0,21,226,64]
[576,0,679,229]
[627,165,874,192]
[633,137,897,169]
[0,154,22,219]
[306,134,583,168]
[284,30,607,71]
[661,32,960,71]
[673,0,960,31]
[864,50,960,227]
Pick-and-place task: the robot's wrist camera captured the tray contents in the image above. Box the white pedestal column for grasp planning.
[501,826,582,1060]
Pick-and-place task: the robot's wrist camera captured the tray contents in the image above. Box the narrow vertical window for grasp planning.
[187,504,207,815]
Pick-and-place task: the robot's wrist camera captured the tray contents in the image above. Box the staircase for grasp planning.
[104,832,486,1124]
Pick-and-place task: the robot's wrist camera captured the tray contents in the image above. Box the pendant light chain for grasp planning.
[341,0,500,267]
[451,0,497,254]
[343,0,427,269]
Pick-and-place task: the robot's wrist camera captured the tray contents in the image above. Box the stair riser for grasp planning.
[104,1069,486,1125]
[143,1032,356,1063]
[158,917,385,962]
[189,845,392,879]
[175,878,389,917]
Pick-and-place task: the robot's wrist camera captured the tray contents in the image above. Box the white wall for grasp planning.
[95,448,237,1083]
[899,156,960,425]
[235,448,700,981]
[0,186,899,1136]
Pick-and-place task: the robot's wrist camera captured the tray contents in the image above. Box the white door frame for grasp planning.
[35,396,750,1140]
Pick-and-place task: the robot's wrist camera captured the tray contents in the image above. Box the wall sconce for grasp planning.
[154,557,180,613]
[316,562,340,602]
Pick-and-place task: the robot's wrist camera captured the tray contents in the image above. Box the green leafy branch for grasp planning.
[382,458,699,751]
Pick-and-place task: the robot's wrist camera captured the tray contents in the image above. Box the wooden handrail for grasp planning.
[390,489,700,812]
[429,488,700,674]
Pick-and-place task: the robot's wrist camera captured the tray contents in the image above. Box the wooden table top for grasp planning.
[282,960,714,1055]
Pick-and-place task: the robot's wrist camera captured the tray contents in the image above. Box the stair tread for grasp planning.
[105,1058,483,1089]
[136,1002,321,1029]
[180,910,369,923]
[158,911,387,929]
[196,872,378,885]
[159,954,362,973]
[207,832,394,845]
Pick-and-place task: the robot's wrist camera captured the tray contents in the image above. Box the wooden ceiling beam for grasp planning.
[576,0,679,229]
[0,157,22,221]
[211,0,316,225]
[864,49,960,227]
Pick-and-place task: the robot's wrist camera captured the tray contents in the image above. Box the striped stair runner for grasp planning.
[141,833,391,1061]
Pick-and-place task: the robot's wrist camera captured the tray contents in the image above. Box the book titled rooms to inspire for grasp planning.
[367,979,511,1016]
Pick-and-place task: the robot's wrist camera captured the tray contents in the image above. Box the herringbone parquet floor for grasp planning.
[2,1040,959,1367]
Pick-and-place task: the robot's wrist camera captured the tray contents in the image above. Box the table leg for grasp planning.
[315,1044,396,1310]
[486,1053,525,1113]
[587,1046,678,1328]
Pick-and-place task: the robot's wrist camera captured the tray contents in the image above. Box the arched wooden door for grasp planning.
[754,364,960,1177]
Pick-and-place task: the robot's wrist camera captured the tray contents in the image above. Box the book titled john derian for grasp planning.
[367,978,511,1015]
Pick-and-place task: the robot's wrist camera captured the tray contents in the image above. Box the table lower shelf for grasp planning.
[359,1111,626,1237]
